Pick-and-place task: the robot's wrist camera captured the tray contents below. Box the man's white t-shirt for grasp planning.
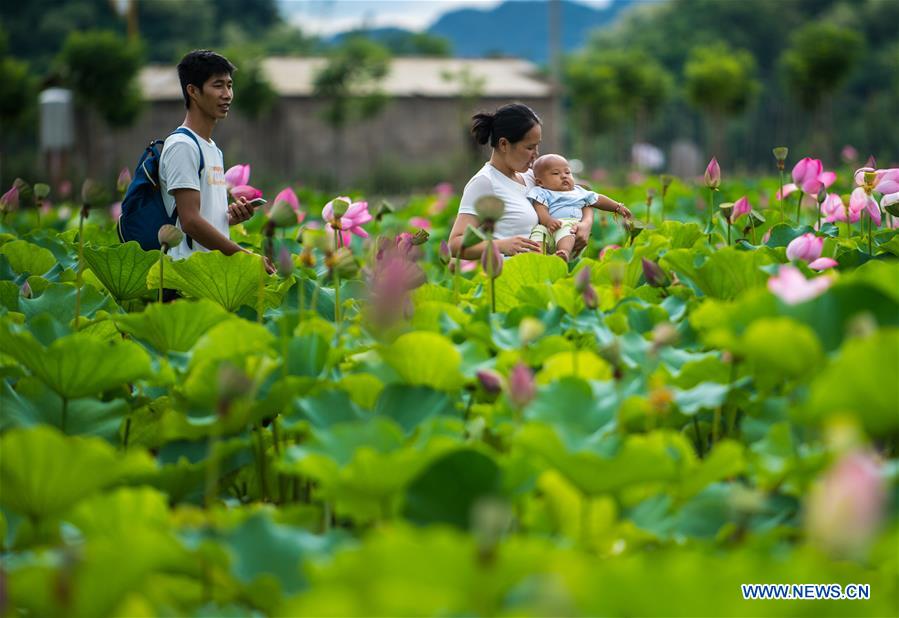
[458,163,539,239]
[159,126,229,260]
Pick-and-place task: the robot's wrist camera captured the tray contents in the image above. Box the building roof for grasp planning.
[140,56,552,101]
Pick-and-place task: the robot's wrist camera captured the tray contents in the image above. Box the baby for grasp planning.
[527,154,632,261]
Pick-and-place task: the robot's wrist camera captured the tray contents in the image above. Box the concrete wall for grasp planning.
[79,95,557,189]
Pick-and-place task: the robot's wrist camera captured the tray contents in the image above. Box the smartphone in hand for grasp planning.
[248,197,267,208]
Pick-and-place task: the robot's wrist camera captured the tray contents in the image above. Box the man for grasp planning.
[159,49,274,273]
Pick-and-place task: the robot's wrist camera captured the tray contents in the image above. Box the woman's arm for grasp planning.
[448,213,541,258]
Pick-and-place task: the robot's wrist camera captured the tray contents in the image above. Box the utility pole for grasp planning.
[548,0,565,153]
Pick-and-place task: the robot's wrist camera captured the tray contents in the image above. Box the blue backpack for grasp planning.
[116,127,203,251]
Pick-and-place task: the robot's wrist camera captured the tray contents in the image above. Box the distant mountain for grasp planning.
[428,0,632,64]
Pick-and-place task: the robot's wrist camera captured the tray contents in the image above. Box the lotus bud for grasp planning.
[641,258,671,288]
[326,247,358,279]
[660,174,673,198]
[12,178,34,210]
[80,178,106,211]
[462,225,486,249]
[806,451,886,558]
[624,218,646,244]
[0,185,19,213]
[772,147,789,171]
[518,317,544,345]
[704,157,721,190]
[276,246,294,277]
[508,362,536,408]
[157,224,184,251]
[474,194,505,225]
[476,369,504,395]
[582,283,599,310]
[840,145,858,163]
[864,155,876,169]
[330,197,350,218]
[438,240,452,265]
[785,233,823,262]
[216,362,253,417]
[268,200,297,228]
[411,228,429,246]
[574,266,591,292]
[651,322,679,349]
[117,167,132,194]
[20,280,32,299]
[645,188,656,205]
[33,183,50,201]
[481,240,503,278]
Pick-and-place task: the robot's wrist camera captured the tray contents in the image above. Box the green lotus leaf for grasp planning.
[380,331,464,391]
[764,223,815,248]
[0,280,20,311]
[494,253,568,312]
[282,388,365,431]
[285,330,329,376]
[672,381,731,415]
[662,247,774,300]
[66,486,171,539]
[0,377,127,440]
[0,426,155,520]
[221,512,335,596]
[516,425,694,496]
[799,328,899,435]
[82,241,160,300]
[373,384,456,434]
[656,221,704,249]
[739,317,823,391]
[113,298,232,354]
[841,259,899,305]
[0,321,153,400]
[188,318,275,370]
[526,377,617,446]
[679,440,746,500]
[147,249,271,311]
[337,373,384,409]
[402,449,501,529]
[411,300,469,331]
[0,240,56,276]
[536,350,612,384]
[19,282,117,325]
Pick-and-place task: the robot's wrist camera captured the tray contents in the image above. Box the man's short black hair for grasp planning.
[177,50,236,109]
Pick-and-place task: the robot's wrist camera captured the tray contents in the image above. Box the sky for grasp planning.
[279,0,613,36]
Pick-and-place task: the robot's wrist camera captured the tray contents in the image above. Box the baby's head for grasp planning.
[533,154,574,191]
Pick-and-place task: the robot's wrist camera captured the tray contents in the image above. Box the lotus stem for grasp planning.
[692,416,703,457]
[271,416,287,504]
[867,215,873,255]
[256,258,265,323]
[777,168,785,222]
[74,210,85,330]
[727,221,732,246]
[795,191,803,226]
[61,397,68,432]
[254,422,269,502]
[122,417,131,450]
[204,423,220,508]
[158,248,166,303]
[486,236,496,313]
[707,188,715,244]
[713,406,721,444]
[453,253,461,304]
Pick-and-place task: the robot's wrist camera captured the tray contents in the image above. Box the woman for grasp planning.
[448,103,593,258]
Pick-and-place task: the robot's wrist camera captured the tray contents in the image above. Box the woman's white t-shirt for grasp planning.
[458,163,538,239]
[159,126,229,260]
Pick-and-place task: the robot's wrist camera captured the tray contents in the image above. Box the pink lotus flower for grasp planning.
[768,265,832,305]
[874,168,899,196]
[731,196,751,223]
[109,201,122,220]
[508,362,536,408]
[704,157,721,189]
[449,259,478,273]
[806,451,886,557]
[809,257,838,270]
[323,197,372,246]
[781,158,837,199]
[840,145,858,163]
[231,185,262,201]
[599,244,621,260]
[225,164,250,189]
[273,187,304,223]
[409,216,431,230]
[849,187,881,226]
[821,193,858,224]
[786,233,823,262]
[434,182,453,197]
[117,167,132,193]
[0,185,19,212]
[481,241,503,277]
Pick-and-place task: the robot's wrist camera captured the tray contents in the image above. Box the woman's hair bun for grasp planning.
[470,111,496,145]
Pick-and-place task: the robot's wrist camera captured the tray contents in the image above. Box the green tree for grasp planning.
[684,42,759,157]
[0,29,36,131]
[313,37,391,186]
[58,30,144,128]
[779,21,863,155]
[223,46,278,120]
[566,49,672,161]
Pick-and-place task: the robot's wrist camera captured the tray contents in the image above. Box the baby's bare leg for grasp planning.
[555,234,575,262]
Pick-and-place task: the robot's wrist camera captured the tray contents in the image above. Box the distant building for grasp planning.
[83,57,558,188]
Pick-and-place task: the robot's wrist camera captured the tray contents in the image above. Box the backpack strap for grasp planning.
[168,127,206,250]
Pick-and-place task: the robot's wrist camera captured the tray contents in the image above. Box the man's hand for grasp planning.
[547,218,562,232]
[228,197,255,226]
